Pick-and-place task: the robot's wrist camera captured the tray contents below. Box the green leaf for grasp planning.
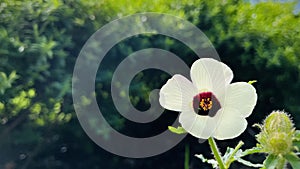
[294,130,300,141]
[263,154,279,169]
[230,146,263,168]
[8,71,19,82]
[223,141,244,166]
[294,141,300,151]
[241,147,263,156]
[285,153,300,169]
[236,158,263,168]
[248,80,257,85]
[0,71,18,94]
[168,126,187,134]
[223,147,235,162]
[195,154,218,169]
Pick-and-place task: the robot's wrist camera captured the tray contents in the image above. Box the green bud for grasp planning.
[256,110,295,155]
[264,111,294,134]
[268,132,293,155]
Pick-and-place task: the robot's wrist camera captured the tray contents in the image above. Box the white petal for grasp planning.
[190,58,233,104]
[222,62,234,84]
[179,110,216,139]
[213,107,248,140]
[224,82,257,117]
[159,74,197,112]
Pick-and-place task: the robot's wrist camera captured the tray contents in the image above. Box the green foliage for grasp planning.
[0,0,300,168]
[0,71,18,94]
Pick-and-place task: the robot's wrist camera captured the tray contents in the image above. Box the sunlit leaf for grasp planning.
[248,80,257,85]
[168,126,187,134]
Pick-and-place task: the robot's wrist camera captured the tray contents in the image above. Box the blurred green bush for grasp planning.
[0,0,299,168]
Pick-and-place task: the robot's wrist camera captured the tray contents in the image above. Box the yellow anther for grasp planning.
[199,98,213,111]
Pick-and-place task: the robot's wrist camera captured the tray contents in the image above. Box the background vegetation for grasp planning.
[0,0,299,168]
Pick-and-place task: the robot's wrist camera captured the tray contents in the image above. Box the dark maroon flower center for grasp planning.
[193,92,221,117]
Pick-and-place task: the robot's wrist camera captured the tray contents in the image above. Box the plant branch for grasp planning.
[225,141,244,168]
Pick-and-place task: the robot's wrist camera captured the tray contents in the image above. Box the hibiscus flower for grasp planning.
[159,58,257,140]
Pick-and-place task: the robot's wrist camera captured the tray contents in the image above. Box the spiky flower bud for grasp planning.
[256,110,295,155]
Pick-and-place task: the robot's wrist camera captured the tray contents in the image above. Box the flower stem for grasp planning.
[208,137,225,169]
[184,144,189,169]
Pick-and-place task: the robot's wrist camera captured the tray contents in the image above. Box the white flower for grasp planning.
[159,58,257,140]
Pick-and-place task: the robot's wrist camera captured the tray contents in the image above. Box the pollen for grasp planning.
[199,98,213,111]
[193,92,221,117]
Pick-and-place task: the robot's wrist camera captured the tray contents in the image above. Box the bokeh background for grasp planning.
[1,0,300,168]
